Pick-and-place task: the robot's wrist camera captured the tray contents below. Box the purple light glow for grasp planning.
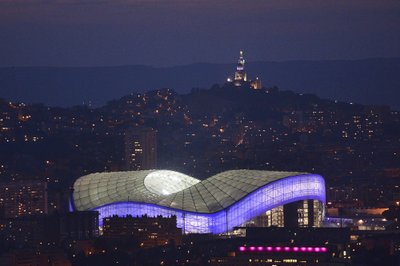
[239,246,246,251]
[293,247,299,252]
[68,198,75,212]
[250,247,256,251]
[284,247,290,252]
[90,174,325,234]
[257,247,264,251]
[275,247,282,251]
[307,247,313,252]
[267,247,273,251]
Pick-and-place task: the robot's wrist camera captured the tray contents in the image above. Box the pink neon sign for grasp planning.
[238,246,328,253]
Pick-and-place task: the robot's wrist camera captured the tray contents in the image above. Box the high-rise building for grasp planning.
[0,181,48,218]
[125,127,157,170]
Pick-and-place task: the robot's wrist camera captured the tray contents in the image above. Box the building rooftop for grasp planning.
[73,169,316,213]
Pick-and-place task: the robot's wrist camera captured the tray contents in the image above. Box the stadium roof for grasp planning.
[73,169,311,213]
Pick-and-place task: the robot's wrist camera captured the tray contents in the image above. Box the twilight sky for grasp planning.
[1,0,399,67]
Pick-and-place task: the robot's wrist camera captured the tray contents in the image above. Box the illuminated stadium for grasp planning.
[72,170,326,234]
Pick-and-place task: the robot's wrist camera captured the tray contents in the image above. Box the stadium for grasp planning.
[72,170,326,234]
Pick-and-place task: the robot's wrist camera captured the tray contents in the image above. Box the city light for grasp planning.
[238,246,328,253]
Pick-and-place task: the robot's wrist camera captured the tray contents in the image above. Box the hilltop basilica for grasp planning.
[226,50,262,90]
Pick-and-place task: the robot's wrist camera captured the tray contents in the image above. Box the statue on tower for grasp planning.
[226,50,262,89]
[234,50,247,83]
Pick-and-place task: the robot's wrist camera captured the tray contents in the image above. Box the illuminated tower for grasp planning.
[125,127,157,170]
[234,50,247,82]
[226,50,262,89]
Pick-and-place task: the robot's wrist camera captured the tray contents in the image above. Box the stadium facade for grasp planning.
[72,170,326,234]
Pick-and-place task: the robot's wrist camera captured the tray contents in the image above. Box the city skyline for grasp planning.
[1,1,400,265]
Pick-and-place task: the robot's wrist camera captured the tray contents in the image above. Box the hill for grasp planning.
[0,58,399,109]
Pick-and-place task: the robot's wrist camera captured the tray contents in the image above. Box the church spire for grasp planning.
[226,50,261,89]
[237,50,245,71]
[235,50,247,82]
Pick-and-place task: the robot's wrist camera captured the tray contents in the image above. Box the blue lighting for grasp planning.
[91,174,325,234]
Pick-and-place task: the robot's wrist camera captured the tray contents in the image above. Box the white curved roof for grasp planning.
[73,170,326,234]
[73,169,308,213]
[143,170,199,196]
